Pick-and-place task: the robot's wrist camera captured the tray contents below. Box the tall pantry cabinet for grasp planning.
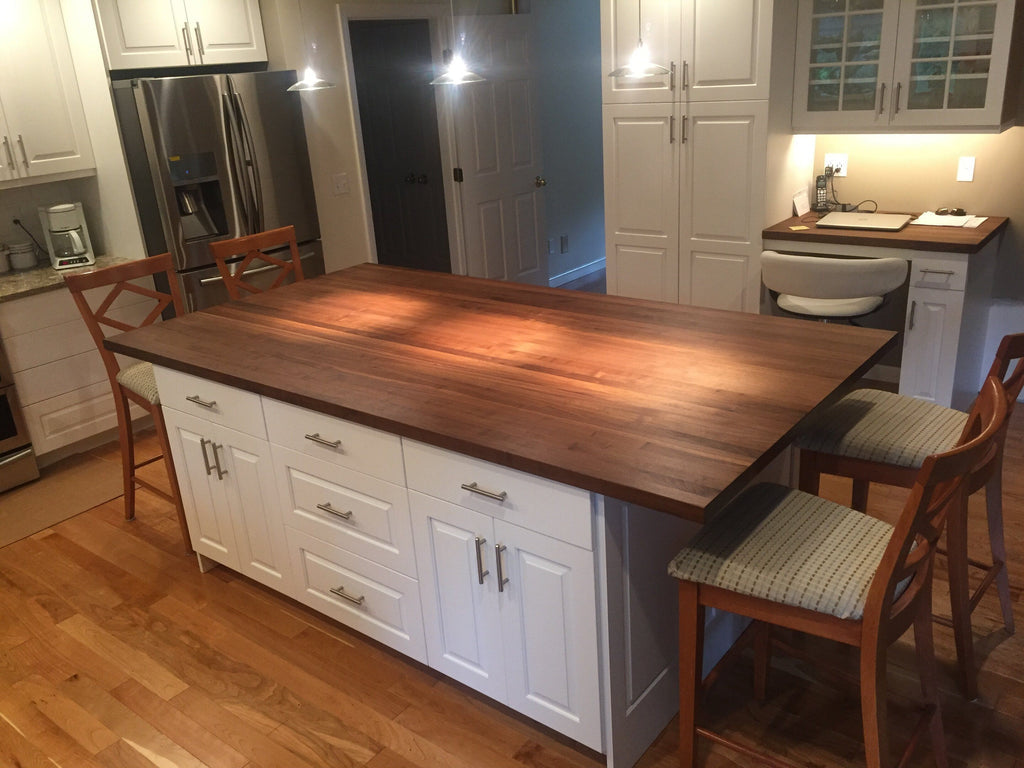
[601,0,772,312]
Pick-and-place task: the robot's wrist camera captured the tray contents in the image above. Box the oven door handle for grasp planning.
[0,446,34,468]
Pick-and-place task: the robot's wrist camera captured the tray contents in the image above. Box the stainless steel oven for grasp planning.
[0,341,39,492]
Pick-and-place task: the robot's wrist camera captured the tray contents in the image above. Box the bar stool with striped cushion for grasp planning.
[668,376,1005,768]
[798,332,1024,699]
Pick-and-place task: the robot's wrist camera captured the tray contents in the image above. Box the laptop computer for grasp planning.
[816,211,912,232]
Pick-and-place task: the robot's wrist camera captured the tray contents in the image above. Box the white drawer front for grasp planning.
[403,440,593,551]
[910,257,967,291]
[273,445,416,577]
[287,527,426,663]
[154,366,265,439]
[263,397,404,485]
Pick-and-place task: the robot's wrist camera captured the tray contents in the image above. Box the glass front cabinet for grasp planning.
[793,0,1019,132]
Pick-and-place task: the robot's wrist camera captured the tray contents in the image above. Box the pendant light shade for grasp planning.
[608,0,669,78]
[288,66,336,92]
[430,5,484,86]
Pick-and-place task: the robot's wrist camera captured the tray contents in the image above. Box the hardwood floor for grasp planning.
[1,410,1022,768]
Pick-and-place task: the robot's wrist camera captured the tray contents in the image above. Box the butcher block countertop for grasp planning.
[763,214,1008,253]
[106,264,895,522]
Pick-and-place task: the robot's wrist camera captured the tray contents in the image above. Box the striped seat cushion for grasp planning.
[116,361,160,404]
[797,389,968,469]
[667,483,896,620]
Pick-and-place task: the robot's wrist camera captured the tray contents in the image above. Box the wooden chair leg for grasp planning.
[851,478,870,513]
[753,621,770,702]
[859,636,890,768]
[114,391,136,521]
[797,449,820,495]
[151,404,193,555]
[678,581,704,768]
[914,577,949,768]
[945,497,978,699]
[984,469,1015,634]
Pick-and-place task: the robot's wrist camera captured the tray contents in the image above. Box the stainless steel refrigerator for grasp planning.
[113,70,323,311]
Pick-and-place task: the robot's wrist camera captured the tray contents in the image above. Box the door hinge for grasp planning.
[453,167,464,183]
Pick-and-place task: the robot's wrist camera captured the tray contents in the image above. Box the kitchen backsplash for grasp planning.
[0,177,104,257]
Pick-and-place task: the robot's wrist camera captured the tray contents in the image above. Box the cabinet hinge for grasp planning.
[453,167,464,183]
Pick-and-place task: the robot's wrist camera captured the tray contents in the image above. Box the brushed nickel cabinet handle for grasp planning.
[877,82,887,116]
[316,502,353,520]
[200,437,215,476]
[194,22,205,56]
[16,135,28,169]
[2,136,14,169]
[669,61,676,91]
[305,432,342,449]
[893,81,902,115]
[211,443,228,479]
[186,394,217,409]
[920,269,956,277]
[329,585,365,605]
[682,60,689,90]
[475,536,489,584]
[461,482,507,502]
[182,23,194,62]
[495,543,509,593]
[681,115,687,144]
[909,300,917,331]
[669,115,675,144]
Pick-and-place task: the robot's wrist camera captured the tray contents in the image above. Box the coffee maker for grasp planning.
[38,202,96,270]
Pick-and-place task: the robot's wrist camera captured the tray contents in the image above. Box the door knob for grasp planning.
[417,174,428,184]
[534,176,547,188]
[405,173,417,184]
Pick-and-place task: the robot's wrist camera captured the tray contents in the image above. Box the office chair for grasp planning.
[761,250,908,323]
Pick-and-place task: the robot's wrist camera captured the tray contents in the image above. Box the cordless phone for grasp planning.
[812,175,829,212]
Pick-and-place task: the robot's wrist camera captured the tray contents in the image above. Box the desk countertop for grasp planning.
[763,214,1008,253]
[106,264,895,522]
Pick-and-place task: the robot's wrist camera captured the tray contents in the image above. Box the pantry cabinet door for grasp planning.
[602,0,682,103]
[94,0,192,69]
[684,0,773,101]
[411,491,507,703]
[495,520,602,752]
[184,0,267,65]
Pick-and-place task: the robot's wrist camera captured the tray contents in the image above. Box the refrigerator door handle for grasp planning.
[198,249,320,284]
[222,92,255,234]
[233,92,265,233]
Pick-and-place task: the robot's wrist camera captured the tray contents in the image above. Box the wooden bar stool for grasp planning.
[668,376,1005,768]
[797,333,1024,699]
[208,225,304,300]
[64,254,191,553]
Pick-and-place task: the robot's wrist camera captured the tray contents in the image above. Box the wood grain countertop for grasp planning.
[106,264,896,522]
[763,214,1008,253]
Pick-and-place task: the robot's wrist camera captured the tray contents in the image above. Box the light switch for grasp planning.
[956,156,975,182]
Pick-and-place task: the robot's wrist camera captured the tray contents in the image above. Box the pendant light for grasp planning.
[608,0,669,78]
[430,2,484,85]
[287,0,336,92]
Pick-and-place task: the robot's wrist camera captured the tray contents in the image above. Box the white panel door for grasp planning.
[602,102,680,303]
[456,14,547,285]
[495,520,602,752]
[0,0,94,177]
[185,0,267,65]
[685,0,773,101]
[601,0,682,104]
[411,491,507,702]
[899,286,963,405]
[162,409,240,569]
[94,0,192,69]
[679,100,767,312]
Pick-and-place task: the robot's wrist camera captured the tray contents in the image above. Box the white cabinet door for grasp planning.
[684,0,773,102]
[899,285,964,405]
[680,100,768,313]
[495,520,602,752]
[603,102,681,303]
[94,0,192,69]
[184,0,267,65]
[0,0,93,179]
[163,407,291,591]
[602,0,682,103]
[411,491,507,703]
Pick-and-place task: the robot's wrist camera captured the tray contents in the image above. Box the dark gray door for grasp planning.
[349,19,451,273]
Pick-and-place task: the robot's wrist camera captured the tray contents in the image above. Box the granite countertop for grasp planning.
[0,253,141,303]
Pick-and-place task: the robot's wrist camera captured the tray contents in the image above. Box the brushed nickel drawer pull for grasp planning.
[2,136,14,169]
[461,482,507,502]
[200,437,215,476]
[495,543,509,593]
[919,269,956,277]
[194,22,205,56]
[211,443,228,479]
[16,135,28,168]
[316,502,353,520]
[909,300,917,331]
[329,585,365,606]
[186,394,217,409]
[475,536,489,584]
[305,432,342,449]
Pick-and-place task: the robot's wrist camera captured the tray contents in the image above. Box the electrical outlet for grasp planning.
[559,234,569,254]
[823,152,848,177]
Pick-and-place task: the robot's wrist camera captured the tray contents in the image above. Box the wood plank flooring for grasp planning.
[1,409,1022,768]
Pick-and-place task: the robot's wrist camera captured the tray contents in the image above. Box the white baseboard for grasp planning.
[549,257,606,288]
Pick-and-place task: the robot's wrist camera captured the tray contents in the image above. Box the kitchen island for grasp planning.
[107,264,895,767]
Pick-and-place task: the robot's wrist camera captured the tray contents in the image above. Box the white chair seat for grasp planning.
[798,389,967,468]
[116,361,160,404]
[668,483,897,620]
[777,293,882,318]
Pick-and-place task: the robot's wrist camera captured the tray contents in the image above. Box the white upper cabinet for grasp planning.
[0,0,93,182]
[602,0,773,104]
[95,0,267,70]
[793,0,1019,132]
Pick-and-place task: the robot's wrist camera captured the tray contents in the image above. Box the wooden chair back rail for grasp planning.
[208,225,303,300]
